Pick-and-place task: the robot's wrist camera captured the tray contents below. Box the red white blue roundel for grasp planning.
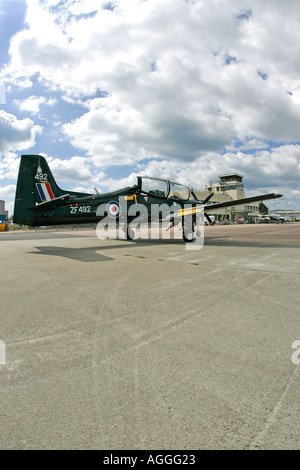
[106,201,122,218]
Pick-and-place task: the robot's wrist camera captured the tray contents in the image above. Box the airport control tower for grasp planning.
[201,174,260,222]
[205,174,245,200]
[218,174,245,199]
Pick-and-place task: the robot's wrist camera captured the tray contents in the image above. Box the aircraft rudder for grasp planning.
[13,154,62,225]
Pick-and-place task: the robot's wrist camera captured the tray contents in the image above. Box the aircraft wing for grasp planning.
[204,193,283,212]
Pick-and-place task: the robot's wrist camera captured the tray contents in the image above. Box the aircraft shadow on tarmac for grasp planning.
[30,239,189,262]
[30,245,121,262]
[30,234,299,262]
[30,240,187,262]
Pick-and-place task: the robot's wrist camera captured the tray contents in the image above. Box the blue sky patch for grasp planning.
[0,0,27,68]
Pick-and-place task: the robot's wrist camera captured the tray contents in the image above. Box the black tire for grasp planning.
[126,223,135,240]
[183,230,195,243]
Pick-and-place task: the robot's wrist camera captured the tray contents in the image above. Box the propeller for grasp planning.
[190,189,215,205]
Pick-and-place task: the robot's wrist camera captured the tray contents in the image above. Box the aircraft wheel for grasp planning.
[183,230,195,243]
[126,223,135,240]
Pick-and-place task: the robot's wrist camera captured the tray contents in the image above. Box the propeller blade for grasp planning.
[202,192,215,205]
[190,189,215,205]
[204,212,213,225]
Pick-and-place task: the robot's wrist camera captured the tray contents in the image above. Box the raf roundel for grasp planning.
[106,201,122,218]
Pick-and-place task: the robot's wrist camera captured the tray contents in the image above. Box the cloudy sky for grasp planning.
[1,0,300,216]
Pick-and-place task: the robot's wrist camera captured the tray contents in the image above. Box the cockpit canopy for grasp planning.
[137,176,190,201]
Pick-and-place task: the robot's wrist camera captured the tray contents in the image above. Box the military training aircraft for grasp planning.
[14,154,283,242]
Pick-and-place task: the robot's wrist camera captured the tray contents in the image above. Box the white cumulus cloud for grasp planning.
[0,110,42,152]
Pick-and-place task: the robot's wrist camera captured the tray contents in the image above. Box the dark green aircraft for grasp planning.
[14,154,282,242]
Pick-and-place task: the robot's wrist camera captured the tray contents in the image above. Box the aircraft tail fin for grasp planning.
[13,154,88,225]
